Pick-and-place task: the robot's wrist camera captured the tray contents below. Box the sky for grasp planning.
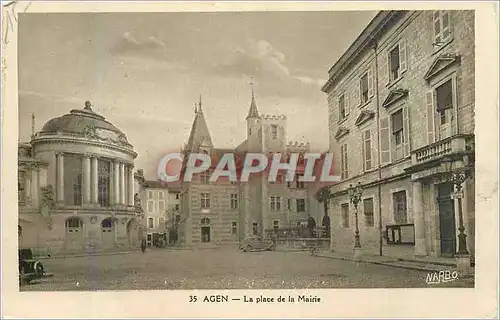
[18,11,377,179]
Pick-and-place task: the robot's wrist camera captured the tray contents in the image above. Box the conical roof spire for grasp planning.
[246,81,260,119]
[186,97,213,151]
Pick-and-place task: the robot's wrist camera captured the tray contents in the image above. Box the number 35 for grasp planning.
[189,295,197,302]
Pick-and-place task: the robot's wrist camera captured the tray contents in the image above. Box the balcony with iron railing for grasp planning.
[411,134,474,166]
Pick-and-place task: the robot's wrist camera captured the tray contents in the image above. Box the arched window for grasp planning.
[65,218,83,233]
[101,218,113,228]
[201,217,210,225]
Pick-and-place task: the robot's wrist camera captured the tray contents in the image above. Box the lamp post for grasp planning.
[441,157,472,256]
[348,182,363,249]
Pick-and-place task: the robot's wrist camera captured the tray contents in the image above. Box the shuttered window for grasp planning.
[387,40,407,83]
[340,143,348,180]
[433,11,451,44]
[362,130,372,171]
[391,110,404,161]
[341,203,350,228]
[363,198,374,227]
[393,191,408,224]
[338,94,346,121]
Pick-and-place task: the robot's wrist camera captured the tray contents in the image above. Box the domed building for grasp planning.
[18,101,141,255]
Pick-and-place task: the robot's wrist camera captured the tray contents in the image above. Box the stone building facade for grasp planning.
[322,10,475,259]
[133,171,182,246]
[177,94,324,246]
[18,101,141,255]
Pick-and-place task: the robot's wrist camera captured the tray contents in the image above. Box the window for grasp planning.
[73,173,83,206]
[230,193,238,210]
[148,190,153,199]
[159,217,165,228]
[158,191,164,199]
[287,198,292,211]
[252,223,258,235]
[341,203,350,228]
[231,222,237,235]
[175,214,181,224]
[158,200,165,212]
[338,93,346,121]
[270,196,281,211]
[97,160,111,207]
[360,72,369,103]
[200,170,210,184]
[271,125,278,139]
[64,155,83,206]
[389,45,400,82]
[340,143,348,180]
[393,191,407,224]
[147,200,154,212]
[391,110,404,161]
[65,218,82,232]
[363,130,372,171]
[175,193,180,200]
[18,171,26,202]
[296,199,306,212]
[295,174,305,189]
[148,217,154,229]
[363,198,374,227]
[175,204,180,211]
[201,193,210,209]
[273,220,279,230]
[433,11,451,44]
[436,79,455,139]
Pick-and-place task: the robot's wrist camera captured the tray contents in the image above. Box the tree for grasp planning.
[315,185,333,237]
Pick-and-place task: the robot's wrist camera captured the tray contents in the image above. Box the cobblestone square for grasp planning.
[21,249,473,291]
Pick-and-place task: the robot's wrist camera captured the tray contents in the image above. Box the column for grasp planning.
[114,161,120,205]
[83,154,91,205]
[25,171,32,201]
[31,166,39,206]
[91,156,99,205]
[128,166,135,206]
[412,180,426,256]
[120,162,126,205]
[56,153,64,203]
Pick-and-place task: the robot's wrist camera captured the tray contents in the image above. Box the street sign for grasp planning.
[451,191,463,199]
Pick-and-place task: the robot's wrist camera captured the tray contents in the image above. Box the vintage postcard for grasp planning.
[1,1,499,318]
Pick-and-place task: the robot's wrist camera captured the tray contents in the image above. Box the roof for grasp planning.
[143,180,169,189]
[185,103,213,151]
[322,11,405,93]
[246,94,260,119]
[40,101,126,136]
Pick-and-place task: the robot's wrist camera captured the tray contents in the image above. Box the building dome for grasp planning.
[40,101,125,137]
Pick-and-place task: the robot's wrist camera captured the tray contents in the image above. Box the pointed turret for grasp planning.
[246,84,260,120]
[186,99,213,152]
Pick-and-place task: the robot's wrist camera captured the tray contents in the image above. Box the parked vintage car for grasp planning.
[239,236,275,252]
[18,248,53,285]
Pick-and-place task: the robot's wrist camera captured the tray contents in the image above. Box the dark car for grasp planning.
[239,236,275,252]
[18,248,53,285]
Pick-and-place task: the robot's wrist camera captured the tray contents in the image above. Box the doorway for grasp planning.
[437,183,456,257]
[101,218,116,249]
[201,227,211,243]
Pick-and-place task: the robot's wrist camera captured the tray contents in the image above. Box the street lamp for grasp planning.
[348,182,363,249]
[441,156,473,255]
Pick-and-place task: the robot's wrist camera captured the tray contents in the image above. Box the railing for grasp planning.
[385,223,415,245]
[411,135,473,165]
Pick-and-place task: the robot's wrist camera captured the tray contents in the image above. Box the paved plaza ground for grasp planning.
[21,248,474,291]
